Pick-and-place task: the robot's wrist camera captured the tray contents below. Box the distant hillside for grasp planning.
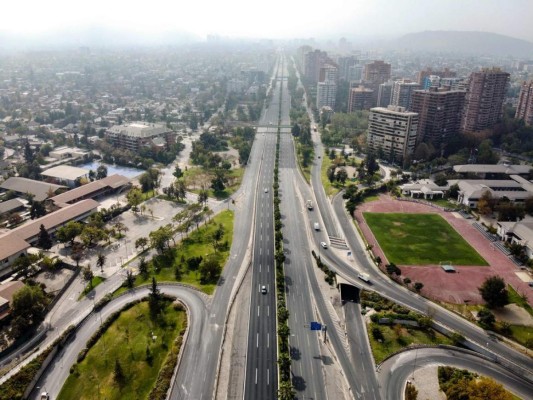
[395,31,533,57]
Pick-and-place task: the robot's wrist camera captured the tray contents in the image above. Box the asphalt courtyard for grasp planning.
[355,195,533,306]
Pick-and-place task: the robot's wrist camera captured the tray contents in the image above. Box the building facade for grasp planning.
[515,81,533,126]
[461,68,510,133]
[364,60,392,85]
[367,105,419,164]
[106,122,176,153]
[316,64,338,110]
[391,80,421,110]
[348,86,374,112]
[377,81,394,108]
[411,87,466,151]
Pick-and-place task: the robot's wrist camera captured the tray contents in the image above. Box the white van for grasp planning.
[358,273,370,283]
[313,222,320,231]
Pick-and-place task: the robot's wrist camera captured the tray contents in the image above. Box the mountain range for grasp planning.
[394,30,533,57]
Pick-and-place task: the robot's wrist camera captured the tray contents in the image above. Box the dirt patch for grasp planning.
[492,304,533,326]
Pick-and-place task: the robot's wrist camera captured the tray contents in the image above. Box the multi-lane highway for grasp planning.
[243,60,283,400]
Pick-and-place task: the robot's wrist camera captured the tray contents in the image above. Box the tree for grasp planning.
[336,168,348,185]
[327,165,336,183]
[97,253,106,273]
[477,308,496,329]
[467,376,512,400]
[366,153,379,176]
[138,257,148,278]
[434,173,448,187]
[126,187,143,213]
[23,139,34,163]
[149,277,161,315]
[56,221,83,246]
[210,224,225,252]
[135,237,149,252]
[96,164,108,180]
[198,189,209,206]
[211,169,227,192]
[414,282,424,293]
[9,284,47,338]
[82,265,94,288]
[478,276,508,308]
[80,226,107,247]
[113,221,128,238]
[448,183,460,199]
[30,201,46,219]
[278,380,296,400]
[149,225,173,253]
[37,224,52,250]
[70,242,85,268]
[199,256,221,283]
[173,165,183,179]
[386,263,402,276]
[125,270,135,288]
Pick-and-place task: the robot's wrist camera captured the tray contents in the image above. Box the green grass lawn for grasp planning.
[367,322,453,364]
[117,210,234,296]
[320,155,341,197]
[78,276,105,300]
[58,301,185,400]
[508,285,533,317]
[363,212,488,265]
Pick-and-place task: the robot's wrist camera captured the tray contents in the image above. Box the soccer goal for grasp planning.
[440,261,456,272]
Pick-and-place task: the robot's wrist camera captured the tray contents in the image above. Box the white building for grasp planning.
[106,122,176,153]
[367,105,419,165]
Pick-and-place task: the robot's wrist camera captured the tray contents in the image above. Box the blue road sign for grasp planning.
[310,322,322,331]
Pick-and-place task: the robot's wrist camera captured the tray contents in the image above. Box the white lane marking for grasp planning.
[267,305,270,317]
[267,369,270,385]
[267,332,270,348]
[259,264,262,272]
[257,305,260,317]
[257,332,259,348]
[255,368,258,384]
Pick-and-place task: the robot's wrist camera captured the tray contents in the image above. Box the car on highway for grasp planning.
[320,241,327,249]
[261,285,267,294]
[264,188,268,193]
[314,222,320,231]
[41,393,49,400]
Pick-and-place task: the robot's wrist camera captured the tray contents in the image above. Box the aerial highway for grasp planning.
[243,60,283,400]
[379,347,533,399]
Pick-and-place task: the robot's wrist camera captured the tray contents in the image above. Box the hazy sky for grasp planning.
[3,0,533,41]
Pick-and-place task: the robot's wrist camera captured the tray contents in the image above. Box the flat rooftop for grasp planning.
[42,165,90,181]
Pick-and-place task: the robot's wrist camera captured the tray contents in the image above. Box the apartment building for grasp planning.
[515,81,533,126]
[106,122,176,153]
[391,80,421,110]
[461,68,509,133]
[367,105,419,164]
[348,86,374,112]
[316,64,338,109]
[411,87,466,151]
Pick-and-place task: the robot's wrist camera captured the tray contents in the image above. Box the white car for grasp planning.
[41,393,49,400]
[320,242,327,249]
[264,188,268,193]
[261,285,267,294]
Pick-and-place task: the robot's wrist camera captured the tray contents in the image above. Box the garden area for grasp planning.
[118,210,234,296]
[361,291,454,364]
[58,299,186,400]
[363,212,488,265]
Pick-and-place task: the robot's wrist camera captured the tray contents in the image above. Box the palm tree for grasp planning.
[97,253,106,273]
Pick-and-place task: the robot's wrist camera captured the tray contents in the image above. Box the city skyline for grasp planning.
[1,0,533,44]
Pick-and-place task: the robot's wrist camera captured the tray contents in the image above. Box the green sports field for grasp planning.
[363,212,488,266]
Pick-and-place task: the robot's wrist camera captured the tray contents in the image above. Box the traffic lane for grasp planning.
[280,171,326,399]
[345,301,381,400]
[379,348,533,400]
